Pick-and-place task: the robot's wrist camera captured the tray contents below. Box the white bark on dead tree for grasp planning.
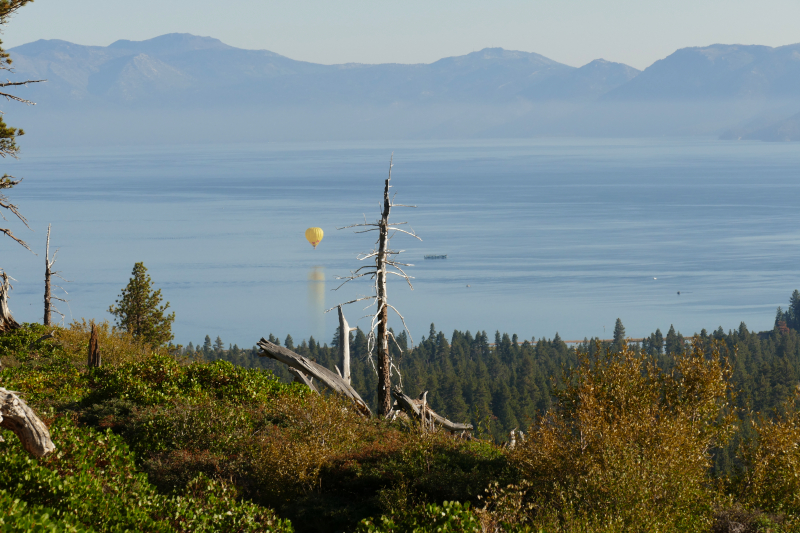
[258,338,371,417]
[337,305,357,386]
[391,387,473,433]
[288,367,319,393]
[330,155,420,417]
[43,225,70,327]
[0,387,55,458]
[0,271,20,333]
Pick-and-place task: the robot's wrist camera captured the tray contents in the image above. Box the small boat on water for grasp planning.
[424,254,447,260]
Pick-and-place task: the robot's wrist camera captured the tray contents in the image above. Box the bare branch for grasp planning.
[0,79,46,88]
[0,227,30,251]
[0,196,31,227]
[324,295,375,313]
[389,227,422,240]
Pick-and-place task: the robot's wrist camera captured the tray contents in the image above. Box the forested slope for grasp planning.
[207,291,800,444]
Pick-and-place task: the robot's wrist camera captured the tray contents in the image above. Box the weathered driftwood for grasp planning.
[391,387,473,433]
[0,387,56,457]
[87,323,101,368]
[257,338,371,417]
[0,271,20,333]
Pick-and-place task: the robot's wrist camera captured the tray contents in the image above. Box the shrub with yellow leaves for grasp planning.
[56,319,168,367]
[504,341,738,532]
[736,390,800,524]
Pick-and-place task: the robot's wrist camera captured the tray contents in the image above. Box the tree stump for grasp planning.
[87,323,101,368]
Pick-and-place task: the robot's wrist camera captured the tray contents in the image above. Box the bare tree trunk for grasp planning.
[87,323,101,368]
[288,367,319,393]
[0,387,56,457]
[331,155,419,415]
[391,387,473,433]
[376,169,392,416]
[0,271,20,333]
[337,305,356,386]
[44,225,51,326]
[258,338,371,416]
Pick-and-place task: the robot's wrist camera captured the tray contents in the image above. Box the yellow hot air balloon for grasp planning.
[305,227,324,249]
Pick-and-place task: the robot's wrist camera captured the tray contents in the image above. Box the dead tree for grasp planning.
[0,387,55,457]
[87,322,101,368]
[337,305,358,385]
[258,337,470,432]
[43,224,69,326]
[331,156,420,416]
[257,338,371,417]
[0,50,44,331]
[0,270,19,333]
[391,387,474,433]
[0,179,32,333]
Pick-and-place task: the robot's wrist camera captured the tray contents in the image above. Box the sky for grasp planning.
[3,0,800,70]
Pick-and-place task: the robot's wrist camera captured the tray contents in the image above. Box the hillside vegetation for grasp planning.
[3,313,800,532]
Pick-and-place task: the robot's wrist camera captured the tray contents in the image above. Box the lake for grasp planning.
[3,138,800,348]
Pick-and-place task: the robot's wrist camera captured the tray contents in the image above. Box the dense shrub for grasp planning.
[0,322,67,365]
[503,341,737,532]
[7,319,800,532]
[84,353,297,406]
[735,393,800,527]
[356,501,481,533]
[0,489,89,532]
[56,319,159,367]
[0,417,292,532]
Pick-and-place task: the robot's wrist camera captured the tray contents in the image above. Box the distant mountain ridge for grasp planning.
[9,34,640,107]
[6,34,800,144]
[603,43,800,101]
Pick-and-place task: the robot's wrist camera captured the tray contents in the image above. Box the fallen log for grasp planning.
[0,387,56,458]
[288,367,319,394]
[257,338,371,417]
[391,387,473,433]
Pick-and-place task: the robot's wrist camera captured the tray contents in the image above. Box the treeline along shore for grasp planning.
[200,291,800,473]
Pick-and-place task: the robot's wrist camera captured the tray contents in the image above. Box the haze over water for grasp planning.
[4,138,799,347]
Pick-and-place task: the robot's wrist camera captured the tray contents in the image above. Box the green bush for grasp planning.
[0,417,293,532]
[0,490,90,532]
[0,323,66,364]
[85,354,296,406]
[357,501,482,533]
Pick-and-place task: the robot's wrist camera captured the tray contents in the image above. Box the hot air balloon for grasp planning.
[305,227,324,249]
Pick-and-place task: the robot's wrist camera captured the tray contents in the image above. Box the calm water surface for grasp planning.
[3,138,799,347]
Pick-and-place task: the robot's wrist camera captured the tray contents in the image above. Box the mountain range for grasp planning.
[7,34,800,144]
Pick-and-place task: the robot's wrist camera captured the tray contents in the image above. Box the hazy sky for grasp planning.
[4,0,800,69]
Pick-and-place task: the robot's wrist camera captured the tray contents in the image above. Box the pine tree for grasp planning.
[284,334,294,350]
[788,290,800,330]
[612,318,626,351]
[203,335,213,357]
[665,325,682,355]
[214,336,224,353]
[108,262,175,346]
